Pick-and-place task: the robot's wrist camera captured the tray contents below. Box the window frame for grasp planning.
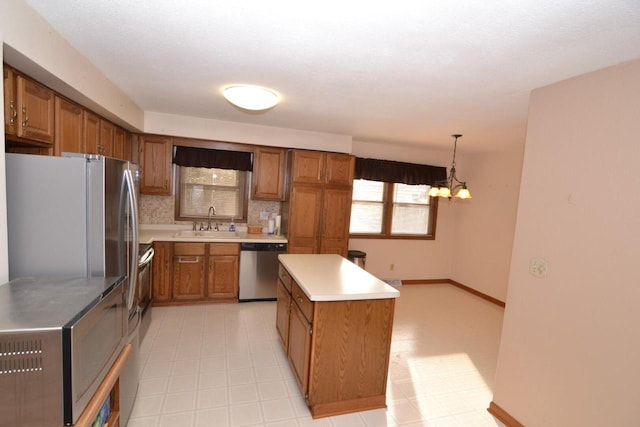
[349,180,439,240]
[174,165,250,222]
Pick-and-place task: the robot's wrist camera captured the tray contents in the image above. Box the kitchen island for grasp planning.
[276,254,400,419]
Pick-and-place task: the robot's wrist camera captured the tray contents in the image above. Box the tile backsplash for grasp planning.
[140,194,281,229]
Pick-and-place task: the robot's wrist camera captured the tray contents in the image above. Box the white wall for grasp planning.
[492,59,640,426]
[451,147,524,301]
[145,112,352,153]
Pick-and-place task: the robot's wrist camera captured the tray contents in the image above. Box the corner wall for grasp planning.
[492,58,640,426]
[451,147,524,302]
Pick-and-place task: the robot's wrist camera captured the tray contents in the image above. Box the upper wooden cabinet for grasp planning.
[54,96,84,156]
[291,151,354,185]
[285,150,355,257]
[139,135,173,195]
[113,126,125,160]
[252,146,288,200]
[15,75,55,144]
[325,153,354,185]
[99,119,115,157]
[83,110,101,155]
[4,66,17,135]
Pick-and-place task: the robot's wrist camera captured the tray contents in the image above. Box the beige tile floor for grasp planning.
[129,284,506,427]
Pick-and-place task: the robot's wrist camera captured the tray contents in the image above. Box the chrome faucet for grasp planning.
[207,206,216,230]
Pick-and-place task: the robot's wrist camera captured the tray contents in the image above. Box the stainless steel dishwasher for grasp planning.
[239,242,288,301]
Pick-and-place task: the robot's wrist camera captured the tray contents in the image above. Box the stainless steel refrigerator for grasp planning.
[5,152,141,425]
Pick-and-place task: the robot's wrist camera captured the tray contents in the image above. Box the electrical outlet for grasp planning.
[260,211,269,220]
[529,258,548,278]
[390,263,395,271]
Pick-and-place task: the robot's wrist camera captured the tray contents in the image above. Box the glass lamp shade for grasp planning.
[428,186,440,197]
[438,187,452,198]
[455,187,472,199]
[223,85,279,110]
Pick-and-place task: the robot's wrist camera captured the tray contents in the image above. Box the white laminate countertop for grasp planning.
[138,224,288,244]
[278,254,400,302]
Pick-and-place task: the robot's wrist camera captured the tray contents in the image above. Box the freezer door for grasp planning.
[6,154,90,279]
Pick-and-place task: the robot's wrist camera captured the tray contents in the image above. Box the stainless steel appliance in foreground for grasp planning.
[5,153,141,425]
[0,276,126,426]
[239,242,288,301]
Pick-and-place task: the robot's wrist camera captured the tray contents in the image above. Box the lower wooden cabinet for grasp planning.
[152,241,239,305]
[275,278,291,351]
[287,298,312,396]
[207,243,240,299]
[173,243,206,300]
[151,241,172,303]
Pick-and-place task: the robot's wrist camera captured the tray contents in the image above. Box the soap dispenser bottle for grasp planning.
[229,217,235,232]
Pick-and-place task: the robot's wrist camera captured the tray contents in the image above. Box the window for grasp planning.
[349,179,438,239]
[175,166,248,221]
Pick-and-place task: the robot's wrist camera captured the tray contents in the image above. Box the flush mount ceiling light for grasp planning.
[222,84,280,111]
[428,134,472,199]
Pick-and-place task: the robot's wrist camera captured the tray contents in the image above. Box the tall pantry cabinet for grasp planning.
[283,150,354,256]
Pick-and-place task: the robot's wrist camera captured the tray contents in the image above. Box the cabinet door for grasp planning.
[140,135,173,195]
[252,146,288,200]
[276,278,291,351]
[325,153,354,185]
[4,66,17,135]
[83,110,101,155]
[287,185,323,254]
[113,126,125,160]
[207,255,239,298]
[288,301,312,397]
[100,119,115,157]
[291,150,324,184]
[319,187,353,256]
[54,97,83,155]
[152,242,173,303]
[16,75,54,144]
[173,255,205,300]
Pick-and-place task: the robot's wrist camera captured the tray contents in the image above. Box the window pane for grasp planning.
[391,205,430,234]
[179,167,245,219]
[352,179,384,202]
[393,183,431,204]
[350,202,383,233]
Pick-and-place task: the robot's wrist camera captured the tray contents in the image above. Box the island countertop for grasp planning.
[278,254,400,301]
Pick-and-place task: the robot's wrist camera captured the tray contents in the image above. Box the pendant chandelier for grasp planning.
[428,134,472,199]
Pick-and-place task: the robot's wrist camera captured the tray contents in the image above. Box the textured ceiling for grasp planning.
[23,0,640,151]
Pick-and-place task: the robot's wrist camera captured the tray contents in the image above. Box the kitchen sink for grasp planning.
[173,230,238,238]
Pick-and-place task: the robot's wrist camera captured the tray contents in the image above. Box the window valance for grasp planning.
[173,146,253,171]
[354,157,446,185]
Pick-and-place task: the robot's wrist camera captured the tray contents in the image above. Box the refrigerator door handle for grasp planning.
[124,166,139,312]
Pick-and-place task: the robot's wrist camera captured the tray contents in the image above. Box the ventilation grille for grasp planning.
[0,339,44,375]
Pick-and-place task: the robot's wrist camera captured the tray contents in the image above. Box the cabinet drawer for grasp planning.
[174,242,205,255]
[278,264,292,292]
[208,243,240,256]
[291,281,313,323]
